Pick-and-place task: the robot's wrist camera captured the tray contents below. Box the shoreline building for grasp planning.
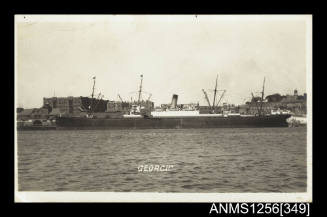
[43,96,154,116]
[239,89,307,115]
[43,96,109,115]
[16,108,49,121]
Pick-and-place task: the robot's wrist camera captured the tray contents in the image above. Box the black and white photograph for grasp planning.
[14,15,312,202]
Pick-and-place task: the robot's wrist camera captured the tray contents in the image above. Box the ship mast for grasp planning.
[212,74,218,112]
[91,76,96,99]
[90,76,96,113]
[137,74,143,106]
[250,77,266,116]
[259,77,265,116]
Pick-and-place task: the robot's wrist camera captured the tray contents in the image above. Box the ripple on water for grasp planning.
[17,127,307,192]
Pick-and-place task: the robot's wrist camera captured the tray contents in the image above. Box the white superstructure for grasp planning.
[151,110,200,117]
[271,109,291,115]
[123,114,143,118]
[150,110,242,118]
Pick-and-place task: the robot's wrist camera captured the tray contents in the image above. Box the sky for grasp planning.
[15,15,311,108]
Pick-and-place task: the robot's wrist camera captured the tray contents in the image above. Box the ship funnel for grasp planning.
[171,94,178,109]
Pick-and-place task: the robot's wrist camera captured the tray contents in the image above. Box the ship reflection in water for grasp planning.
[17,127,306,192]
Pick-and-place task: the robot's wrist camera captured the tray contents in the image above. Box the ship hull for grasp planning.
[17,125,57,131]
[56,115,291,130]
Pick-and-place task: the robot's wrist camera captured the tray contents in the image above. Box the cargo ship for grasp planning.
[55,75,291,130]
[56,113,290,130]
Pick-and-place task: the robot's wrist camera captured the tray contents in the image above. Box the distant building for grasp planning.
[16,108,49,121]
[106,101,131,112]
[31,108,49,119]
[16,107,24,113]
[48,108,61,119]
[265,94,283,103]
[43,96,109,115]
[240,89,307,115]
[280,90,306,104]
[17,109,34,120]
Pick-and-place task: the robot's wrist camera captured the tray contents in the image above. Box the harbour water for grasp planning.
[17,127,307,192]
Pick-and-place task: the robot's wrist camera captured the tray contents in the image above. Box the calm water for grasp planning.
[17,127,307,192]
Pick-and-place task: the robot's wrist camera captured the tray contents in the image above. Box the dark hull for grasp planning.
[17,126,57,131]
[56,115,291,130]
